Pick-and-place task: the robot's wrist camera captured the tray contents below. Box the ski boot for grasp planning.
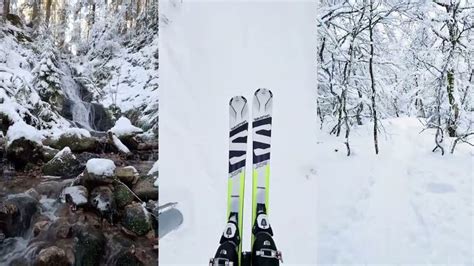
[210,213,240,266]
[251,204,282,266]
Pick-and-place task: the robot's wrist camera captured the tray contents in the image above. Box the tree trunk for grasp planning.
[368,0,379,154]
[3,0,10,18]
[446,69,459,137]
[45,0,52,25]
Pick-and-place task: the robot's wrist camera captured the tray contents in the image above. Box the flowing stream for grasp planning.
[59,63,94,130]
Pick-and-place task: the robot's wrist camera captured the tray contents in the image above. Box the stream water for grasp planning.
[59,62,94,130]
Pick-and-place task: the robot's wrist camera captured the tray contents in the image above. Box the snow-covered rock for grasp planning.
[50,131,100,153]
[86,158,116,177]
[63,186,88,207]
[42,147,83,178]
[60,128,92,139]
[6,121,44,146]
[110,117,143,137]
[90,186,115,214]
[6,122,46,169]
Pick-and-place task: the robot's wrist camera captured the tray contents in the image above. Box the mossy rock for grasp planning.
[73,225,106,266]
[51,135,100,153]
[6,137,44,170]
[42,148,83,178]
[121,203,151,236]
[113,251,144,266]
[41,146,59,162]
[113,182,134,209]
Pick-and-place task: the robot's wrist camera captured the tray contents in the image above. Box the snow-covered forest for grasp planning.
[316,0,473,264]
[0,0,158,265]
[318,0,473,155]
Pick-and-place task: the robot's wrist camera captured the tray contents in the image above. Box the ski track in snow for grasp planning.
[316,118,473,265]
[159,1,317,265]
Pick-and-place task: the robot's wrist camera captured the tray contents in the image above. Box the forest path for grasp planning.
[316,118,473,264]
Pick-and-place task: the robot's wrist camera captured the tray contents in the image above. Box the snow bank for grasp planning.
[110,117,143,137]
[86,158,116,176]
[64,127,91,138]
[6,121,44,145]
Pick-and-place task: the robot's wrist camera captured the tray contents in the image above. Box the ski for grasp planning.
[227,96,249,265]
[251,88,273,245]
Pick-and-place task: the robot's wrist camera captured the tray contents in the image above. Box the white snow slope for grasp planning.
[316,117,473,265]
[159,1,318,265]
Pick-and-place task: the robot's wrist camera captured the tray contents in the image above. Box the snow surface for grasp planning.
[61,127,92,138]
[316,117,473,264]
[110,117,144,137]
[86,158,116,177]
[6,120,44,145]
[159,1,317,264]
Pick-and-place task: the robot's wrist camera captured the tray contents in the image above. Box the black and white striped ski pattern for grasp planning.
[227,96,249,262]
[251,88,273,236]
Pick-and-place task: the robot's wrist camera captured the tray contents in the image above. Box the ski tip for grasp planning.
[255,88,273,97]
[229,96,247,105]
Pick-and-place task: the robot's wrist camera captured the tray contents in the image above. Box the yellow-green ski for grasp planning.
[251,88,273,245]
[226,96,249,265]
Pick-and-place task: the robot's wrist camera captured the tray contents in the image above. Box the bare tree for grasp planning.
[3,0,10,18]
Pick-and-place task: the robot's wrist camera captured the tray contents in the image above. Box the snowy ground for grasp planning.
[316,117,473,265]
[159,1,318,265]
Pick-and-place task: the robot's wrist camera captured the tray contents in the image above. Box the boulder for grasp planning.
[73,225,106,266]
[0,194,39,238]
[112,251,144,266]
[36,180,71,198]
[121,202,152,236]
[34,246,69,266]
[90,186,116,222]
[42,147,83,178]
[63,186,88,208]
[41,146,60,162]
[33,221,50,237]
[82,158,116,185]
[133,175,157,201]
[116,166,139,184]
[113,182,134,209]
[6,137,44,170]
[50,134,100,153]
